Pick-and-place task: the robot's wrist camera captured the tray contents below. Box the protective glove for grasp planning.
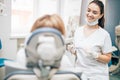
[84,47,99,59]
[67,44,76,55]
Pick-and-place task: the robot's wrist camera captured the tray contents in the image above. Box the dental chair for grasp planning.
[4,28,82,80]
[115,25,120,50]
[109,25,120,74]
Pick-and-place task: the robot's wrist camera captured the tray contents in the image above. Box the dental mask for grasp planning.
[85,18,98,26]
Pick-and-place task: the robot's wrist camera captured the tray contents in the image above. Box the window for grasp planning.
[11,0,34,37]
[37,0,59,17]
[11,0,59,38]
[62,0,82,38]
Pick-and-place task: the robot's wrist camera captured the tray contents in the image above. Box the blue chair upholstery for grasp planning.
[0,58,6,67]
[0,58,10,67]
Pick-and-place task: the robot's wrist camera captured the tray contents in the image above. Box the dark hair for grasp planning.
[89,0,105,28]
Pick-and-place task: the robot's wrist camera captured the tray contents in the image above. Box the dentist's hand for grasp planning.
[84,47,99,59]
[67,44,76,55]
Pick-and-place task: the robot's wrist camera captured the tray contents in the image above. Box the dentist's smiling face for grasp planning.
[86,3,103,23]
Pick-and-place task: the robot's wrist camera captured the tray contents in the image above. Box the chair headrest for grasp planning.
[25,27,65,68]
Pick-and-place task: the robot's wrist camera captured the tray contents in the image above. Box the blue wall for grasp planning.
[105,0,120,47]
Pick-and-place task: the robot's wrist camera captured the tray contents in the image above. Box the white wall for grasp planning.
[0,0,17,60]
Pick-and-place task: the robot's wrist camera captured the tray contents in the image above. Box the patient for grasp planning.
[6,14,66,69]
[30,14,65,35]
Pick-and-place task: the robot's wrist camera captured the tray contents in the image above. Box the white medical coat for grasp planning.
[73,26,112,80]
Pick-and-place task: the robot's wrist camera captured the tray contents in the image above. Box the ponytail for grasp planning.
[98,15,105,28]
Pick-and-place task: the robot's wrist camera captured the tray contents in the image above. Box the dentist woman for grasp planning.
[72,0,112,80]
